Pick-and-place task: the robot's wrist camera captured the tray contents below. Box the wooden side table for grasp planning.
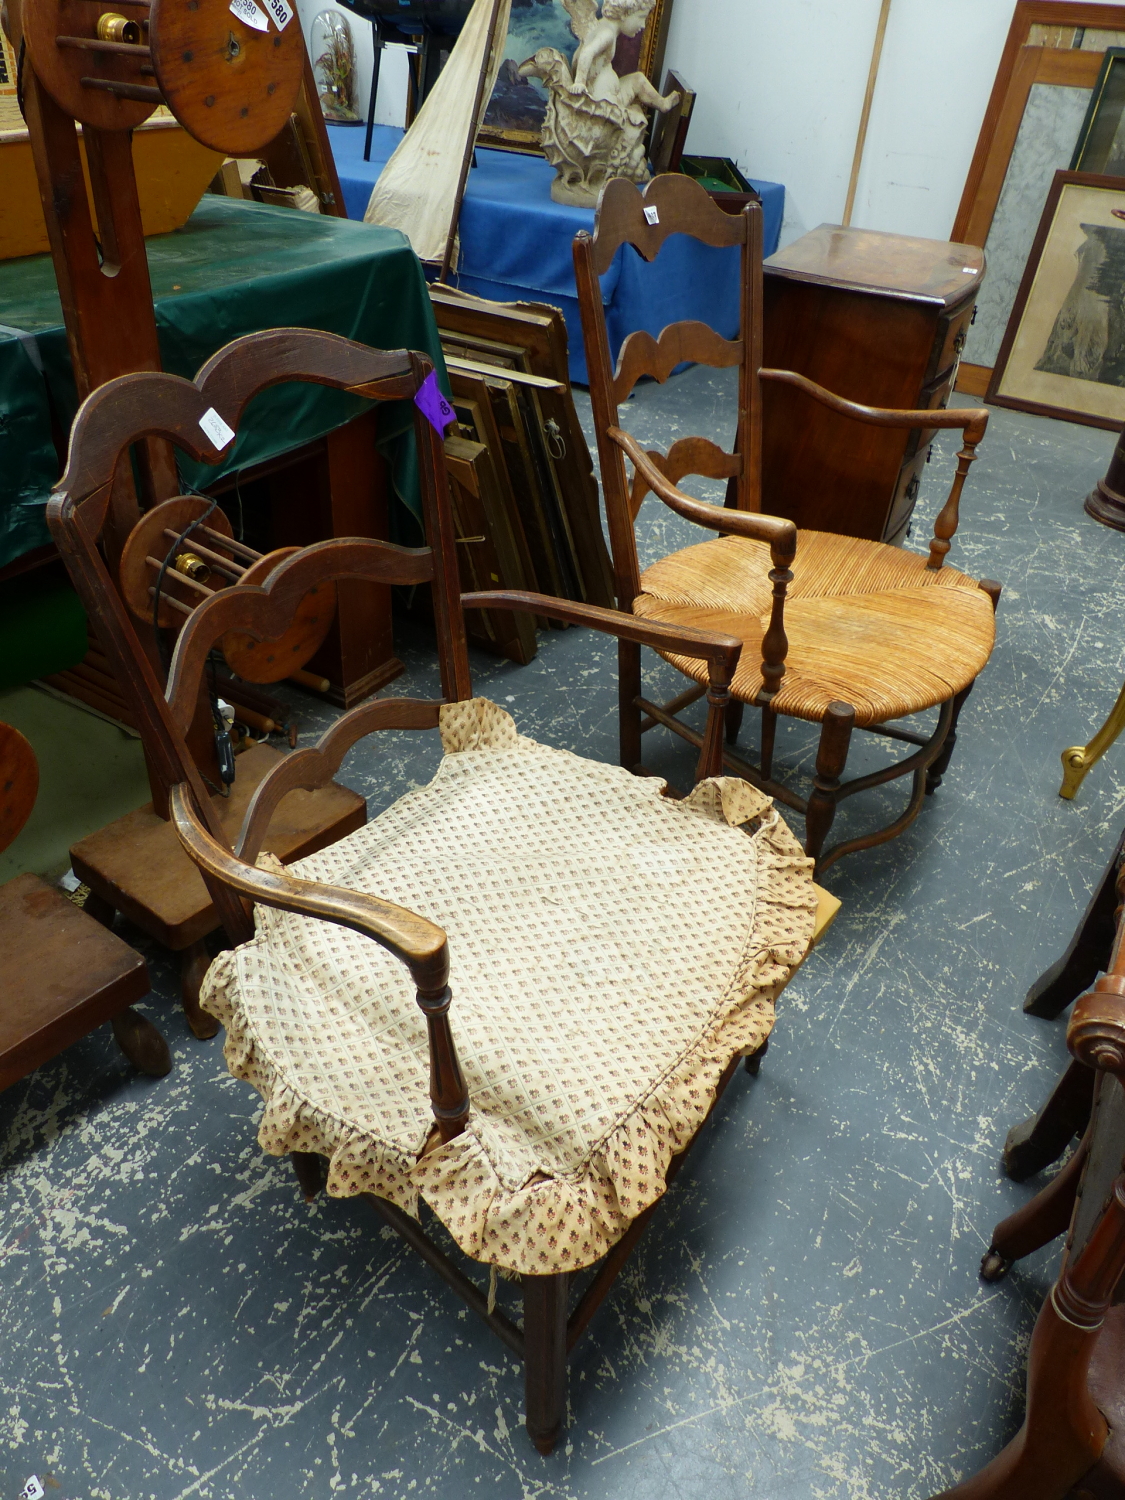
[762,224,984,544]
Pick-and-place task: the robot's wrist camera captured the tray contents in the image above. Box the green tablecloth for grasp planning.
[0,196,447,569]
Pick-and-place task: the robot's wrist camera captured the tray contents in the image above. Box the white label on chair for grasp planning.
[643,205,660,225]
[199,407,236,451]
[19,1480,45,1500]
[261,0,294,29]
[229,0,269,32]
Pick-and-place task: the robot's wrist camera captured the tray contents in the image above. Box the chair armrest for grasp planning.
[461,590,742,675]
[171,782,470,1141]
[463,590,742,781]
[759,368,989,443]
[759,369,989,570]
[588,433,797,701]
[170,784,448,990]
[608,427,797,557]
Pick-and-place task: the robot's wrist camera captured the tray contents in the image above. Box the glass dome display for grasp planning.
[312,9,360,122]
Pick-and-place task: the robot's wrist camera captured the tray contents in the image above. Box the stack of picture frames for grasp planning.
[429,286,614,665]
[955,1,1125,430]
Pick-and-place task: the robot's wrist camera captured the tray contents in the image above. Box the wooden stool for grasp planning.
[0,723,170,1091]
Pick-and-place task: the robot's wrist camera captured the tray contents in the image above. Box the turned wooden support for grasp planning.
[415,980,470,1143]
[804,701,855,866]
[1085,417,1125,533]
[696,661,734,782]
[926,416,988,569]
[759,534,796,696]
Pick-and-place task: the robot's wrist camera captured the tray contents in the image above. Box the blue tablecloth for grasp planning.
[327,124,784,384]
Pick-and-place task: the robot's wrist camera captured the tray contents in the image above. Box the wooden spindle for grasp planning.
[160,529,246,580]
[80,78,162,103]
[57,37,151,57]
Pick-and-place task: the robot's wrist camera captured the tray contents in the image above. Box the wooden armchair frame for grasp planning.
[936,862,1125,1498]
[50,326,785,1454]
[574,175,998,871]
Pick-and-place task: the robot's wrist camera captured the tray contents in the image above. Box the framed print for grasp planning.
[478,0,672,151]
[951,2,1125,396]
[1071,47,1125,172]
[989,170,1125,428]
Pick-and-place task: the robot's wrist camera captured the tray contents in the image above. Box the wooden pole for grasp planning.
[438,0,506,283]
[842,0,892,227]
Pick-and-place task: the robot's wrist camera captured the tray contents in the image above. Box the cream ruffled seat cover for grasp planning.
[202,699,818,1276]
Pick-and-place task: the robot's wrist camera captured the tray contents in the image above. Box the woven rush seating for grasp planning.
[634,531,995,727]
[203,697,818,1274]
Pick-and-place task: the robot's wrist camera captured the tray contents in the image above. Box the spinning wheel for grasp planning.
[22,0,304,149]
[118,496,338,685]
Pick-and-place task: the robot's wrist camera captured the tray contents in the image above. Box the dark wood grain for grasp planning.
[0,725,39,855]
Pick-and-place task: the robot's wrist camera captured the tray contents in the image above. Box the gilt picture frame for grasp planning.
[478,0,672,152]
[988,169,1125,429]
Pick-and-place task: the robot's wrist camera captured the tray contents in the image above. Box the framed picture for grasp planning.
[1071,47,1125,172]
[951,2,1125,397]
[478,0,672,152]
[989,170,1125,429]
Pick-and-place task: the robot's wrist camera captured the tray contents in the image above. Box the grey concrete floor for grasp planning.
[3,367,1125,1500]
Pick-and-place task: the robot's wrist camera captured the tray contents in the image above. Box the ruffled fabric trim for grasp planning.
[202,699,819,1275]
[411,792,816,1273]
[205,929,425,1215]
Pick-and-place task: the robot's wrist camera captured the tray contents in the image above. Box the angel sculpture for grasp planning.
[519,0,680,207]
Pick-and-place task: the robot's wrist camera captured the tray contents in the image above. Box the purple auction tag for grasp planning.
[414,370,456,435]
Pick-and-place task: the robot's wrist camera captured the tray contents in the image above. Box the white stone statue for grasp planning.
[518,0,680,208]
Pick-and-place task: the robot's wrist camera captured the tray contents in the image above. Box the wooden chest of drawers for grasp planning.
[761,224,985,544]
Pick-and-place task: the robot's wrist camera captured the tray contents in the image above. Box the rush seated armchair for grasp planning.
[574,175,1001,873]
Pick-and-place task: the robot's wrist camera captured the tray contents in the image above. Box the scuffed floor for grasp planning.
[3,368,1125,1499]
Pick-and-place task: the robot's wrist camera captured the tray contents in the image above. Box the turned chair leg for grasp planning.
[745,1037,769,1075]
[620,639,642,773]
[110,1008,173,1077]
[524,1272,569,1455]
[181,940,219,1040]
[1024,827,1125,1020]
[725,698,745,745]
[292,1151,326,1201]
[926,681,975,795]
[759,703,777,780]
[1002,1060,1095,1182]
[804,702,855,868]
[980,1132,1089,1282]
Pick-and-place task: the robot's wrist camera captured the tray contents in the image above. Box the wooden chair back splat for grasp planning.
[573,172,1000,874]
[46,332,468,1032]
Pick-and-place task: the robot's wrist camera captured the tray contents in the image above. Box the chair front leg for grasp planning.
[804,703,855,868]
[619,637,643,772]
[524,1272,569,1454]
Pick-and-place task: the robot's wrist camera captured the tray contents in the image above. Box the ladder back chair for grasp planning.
[0,721,170,1091]
[53,328,834,1452]
[937,861,1125,1499]
[574,175,1002,872]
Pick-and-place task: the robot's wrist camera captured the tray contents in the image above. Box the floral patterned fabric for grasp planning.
[202,699,818,1274]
